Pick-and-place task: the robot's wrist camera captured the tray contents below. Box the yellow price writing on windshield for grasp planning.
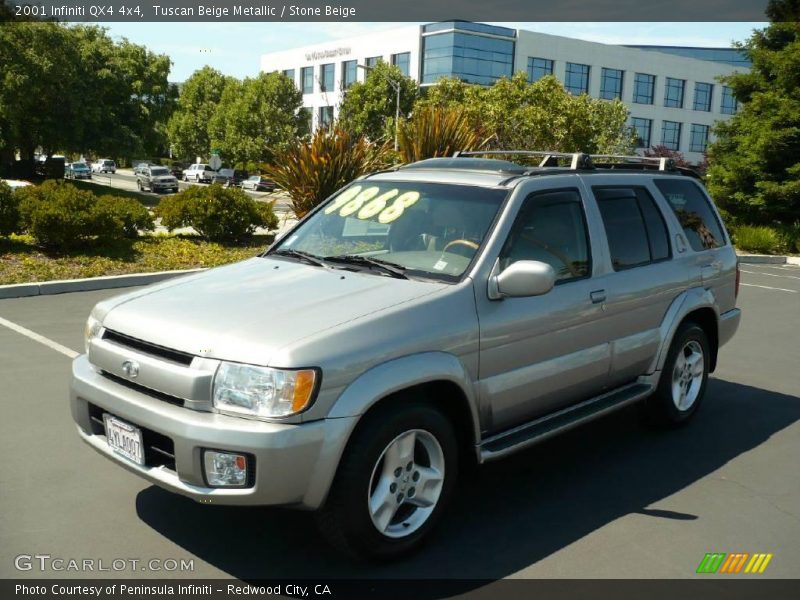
[378,191,420,224]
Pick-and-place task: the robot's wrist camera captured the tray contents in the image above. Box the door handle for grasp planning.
[590,290,606,304]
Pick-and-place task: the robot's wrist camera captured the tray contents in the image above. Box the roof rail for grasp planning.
[589,154,675,171]
[453,150,592,169]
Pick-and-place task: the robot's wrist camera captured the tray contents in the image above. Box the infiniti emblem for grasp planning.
[121,360,140,378]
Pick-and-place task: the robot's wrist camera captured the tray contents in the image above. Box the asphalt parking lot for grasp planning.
[0,263,798,581]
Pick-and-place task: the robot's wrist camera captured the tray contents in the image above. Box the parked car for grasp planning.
[136,165,179,193]
[241,175,276,192]
[92,159,116,174]
[212,169,248,187]
[72,151,740,561]
[182,163,215,183]
[169,163,187,179]
[65,162,92,180]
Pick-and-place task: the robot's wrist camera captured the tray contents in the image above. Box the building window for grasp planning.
[693,82,713,111]
[661,121,682,151]
[422,31,515,86]
[365,56,382,68]
[302,107,313,133]
[689,124,710,152]
[319,106,334,129]
[527,57,553,82]
[599,68,623,100]
[342,60,357,90]
[664,77,685,108]
[631,117,652,148]
[391,52,410,76]
[720,86,738,114]
[320,63,334,93]
[301,67,313,94]
[633,73,655,104]
[282,69,295,85]
[565,62,590,95]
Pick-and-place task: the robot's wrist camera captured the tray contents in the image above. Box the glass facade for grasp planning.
[664,77,685,108]
[423,21,516,37]
[693,82,713,111]
[365,56,382,68]
[342,60,357,89]
[282,69,295,84]
[320,63,334,92]
[690,124,710,152]
[661,121,682,150]
[565,62,590,95]
[527,57,554,82]
[319,106,334,128]
[721,85,738,114]
[632,117,652,148]
[392,52,411,76]
[301,67,313,94]
[422,31,514,85]
[600,68,623,100]
[633,73,655,104]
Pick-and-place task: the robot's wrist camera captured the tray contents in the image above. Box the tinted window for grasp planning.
[150,167,169,176]
[654,179,726,251]
[595,190,651,269]
[500,190,591,282]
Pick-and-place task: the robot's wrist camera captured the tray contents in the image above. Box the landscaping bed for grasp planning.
[0,234,272,285]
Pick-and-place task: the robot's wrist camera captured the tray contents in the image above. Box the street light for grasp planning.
[357,63,401,152]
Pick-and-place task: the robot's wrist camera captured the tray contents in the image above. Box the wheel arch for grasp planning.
[652,289,720,375]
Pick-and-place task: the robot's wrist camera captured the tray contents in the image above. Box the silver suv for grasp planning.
[71,152,740,560]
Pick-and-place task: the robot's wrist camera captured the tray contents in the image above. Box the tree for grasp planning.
[338,62,418,141]
[397,105,491,163]
[167,67,233,161]
[418,73,634,157]
[209,72,306,166]
[706,0,800,224]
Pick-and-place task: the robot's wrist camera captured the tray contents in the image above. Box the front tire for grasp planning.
[317,401,458,561]
[643,322,710,428]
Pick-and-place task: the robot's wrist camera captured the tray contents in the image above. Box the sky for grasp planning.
[103,22,767,82]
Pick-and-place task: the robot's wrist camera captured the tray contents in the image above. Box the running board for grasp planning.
[479,382,653,462]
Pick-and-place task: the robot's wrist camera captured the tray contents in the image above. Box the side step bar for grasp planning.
[479,382,653,462]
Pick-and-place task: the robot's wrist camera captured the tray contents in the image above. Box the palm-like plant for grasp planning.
[264,127,392,219]
[396,105,492,164]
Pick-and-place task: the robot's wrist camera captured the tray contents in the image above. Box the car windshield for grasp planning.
[150,167,169,176]
[74,164,88,169]
[271,181,508,281]
[219,169,234,176]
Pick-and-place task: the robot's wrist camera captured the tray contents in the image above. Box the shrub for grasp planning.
[779,221,800,254]
[156,184,277,243]
[95,195,155,239]
[0,180,20,236]
[263,127,393,218]
[732,225,784,254]
[397,105,491,163]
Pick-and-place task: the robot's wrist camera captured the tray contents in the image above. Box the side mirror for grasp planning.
[492,260,556,299]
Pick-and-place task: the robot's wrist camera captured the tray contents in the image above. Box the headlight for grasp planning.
[213,362,317,419]
[84,314,102,353]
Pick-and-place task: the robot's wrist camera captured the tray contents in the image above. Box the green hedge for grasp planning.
[732,225,783,255]
[13,180,154,249]
[0,180,19,236]
[156,184,278,243]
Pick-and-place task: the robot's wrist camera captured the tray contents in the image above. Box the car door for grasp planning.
[476,185,612,433]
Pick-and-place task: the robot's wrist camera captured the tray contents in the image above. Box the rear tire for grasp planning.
[316,401,458,562]
[643,322,710,428]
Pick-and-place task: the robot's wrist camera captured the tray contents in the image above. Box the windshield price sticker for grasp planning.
[325,186,421,224]
[377,191,420,224]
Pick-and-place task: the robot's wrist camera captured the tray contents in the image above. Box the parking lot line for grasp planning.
[0,314,79,359]
[739,283,798,293]
[740,269,800,280]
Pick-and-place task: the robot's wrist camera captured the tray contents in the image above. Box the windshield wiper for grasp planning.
[324,255,409,279]
[269,248,327,267]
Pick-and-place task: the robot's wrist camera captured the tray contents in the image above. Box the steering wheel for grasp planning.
[518,233,581,277]
[442,239,480,256]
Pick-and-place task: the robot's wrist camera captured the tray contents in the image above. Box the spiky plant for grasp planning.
[264,128,393,219]
[397,105,492,163]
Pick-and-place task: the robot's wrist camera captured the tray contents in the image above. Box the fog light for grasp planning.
[203,450,248,487]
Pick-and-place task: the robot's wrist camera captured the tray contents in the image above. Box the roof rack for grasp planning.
[453,150,683,173]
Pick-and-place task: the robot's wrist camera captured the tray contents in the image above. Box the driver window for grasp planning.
[499,189,591,282]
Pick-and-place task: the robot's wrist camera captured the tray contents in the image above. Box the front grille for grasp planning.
[88,403,176,471]
[101,371,184,407]
[102,329,194,366]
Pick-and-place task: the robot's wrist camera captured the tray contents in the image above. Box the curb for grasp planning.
[0,268,205,300]
[737,254,800,265]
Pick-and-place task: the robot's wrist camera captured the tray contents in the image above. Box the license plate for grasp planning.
[103,414,145,466]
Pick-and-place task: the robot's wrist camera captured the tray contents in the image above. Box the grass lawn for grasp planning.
[0,234,274,285]
[67,178,161,207]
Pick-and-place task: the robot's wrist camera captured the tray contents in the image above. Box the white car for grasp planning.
[182,163,214,183]
[92,159,116,174]
[1,179,33,191]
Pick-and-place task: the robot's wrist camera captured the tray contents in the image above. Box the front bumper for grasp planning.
[70,355,355,508]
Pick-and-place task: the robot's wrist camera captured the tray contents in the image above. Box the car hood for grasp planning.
[101,257,447,366]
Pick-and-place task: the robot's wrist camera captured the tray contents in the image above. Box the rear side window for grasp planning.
[594,187,671,270]
[654,179,726,251]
